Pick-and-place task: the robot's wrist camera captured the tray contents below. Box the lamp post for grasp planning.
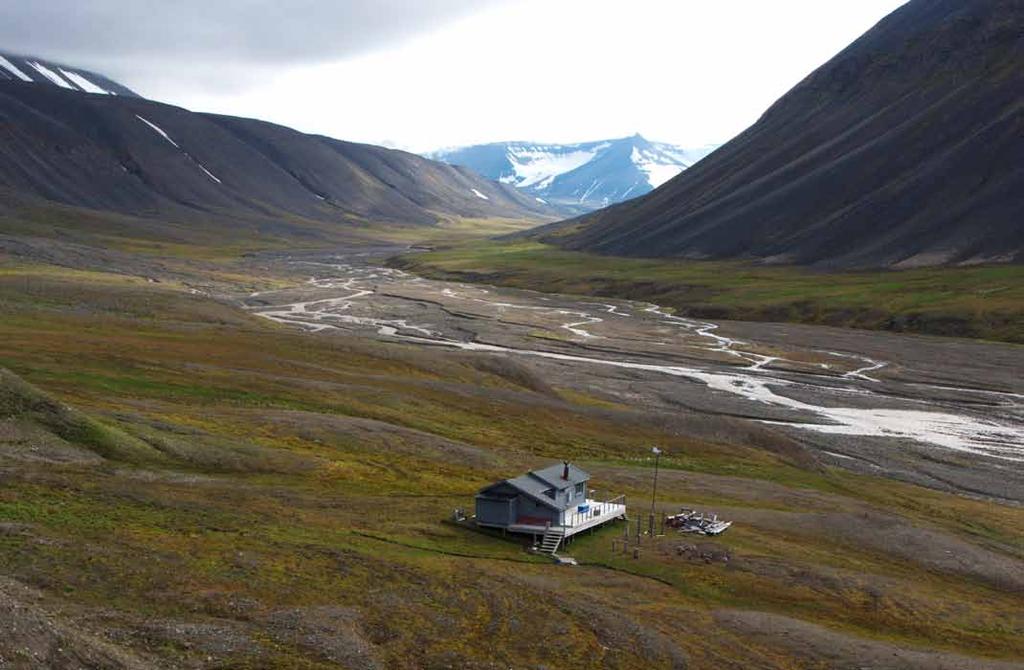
[649,446,662,535]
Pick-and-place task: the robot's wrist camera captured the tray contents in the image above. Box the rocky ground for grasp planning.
[243,248,1024,503]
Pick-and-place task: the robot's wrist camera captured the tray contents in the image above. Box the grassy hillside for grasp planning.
[1,246,1023,667]
[0,189,546,259]
[394,240,1024,343]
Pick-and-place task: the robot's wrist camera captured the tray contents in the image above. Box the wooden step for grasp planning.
[539,528,563,555]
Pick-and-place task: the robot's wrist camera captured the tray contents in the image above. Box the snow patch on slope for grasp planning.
[136,115,180,148]
[197,163,222,184]
[135,115,223,185]
[505,145,604,188]
[631,146,685,188]
[27,62,74,89]
[0,55,31,82]
[59,68,113,95]
[0,53,138,97]
[471,188,489,200]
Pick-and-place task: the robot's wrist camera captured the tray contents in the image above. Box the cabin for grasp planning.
[475,462,626,544]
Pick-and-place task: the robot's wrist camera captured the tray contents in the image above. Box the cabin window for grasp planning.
[575,482,585,496]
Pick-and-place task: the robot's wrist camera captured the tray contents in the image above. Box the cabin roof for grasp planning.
[477,463,590,510]
[513,462,589,491]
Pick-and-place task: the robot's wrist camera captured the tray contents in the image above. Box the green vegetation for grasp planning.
[0,195,543,269]
[395,240,1024,343]
[1,223,1022,666]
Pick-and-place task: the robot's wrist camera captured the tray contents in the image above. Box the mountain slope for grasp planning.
[538,0,1024,268]
[430,135,716,213]
[0,51,139,97]
[0,67,553,231]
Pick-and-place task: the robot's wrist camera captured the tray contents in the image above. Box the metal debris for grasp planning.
[666,509,732,536]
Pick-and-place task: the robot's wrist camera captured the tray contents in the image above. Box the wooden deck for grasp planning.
[506,498,626,537]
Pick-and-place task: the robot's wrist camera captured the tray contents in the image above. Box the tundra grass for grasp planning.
[395,240,1024,343]
[1,194,547,267]
[0,261,1022,667]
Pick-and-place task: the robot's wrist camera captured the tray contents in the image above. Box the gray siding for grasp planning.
[514,495,559,525]
[476,496,515,526]
[475,467,593,529]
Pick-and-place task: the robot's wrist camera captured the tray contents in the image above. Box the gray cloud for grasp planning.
[0,0,505,94]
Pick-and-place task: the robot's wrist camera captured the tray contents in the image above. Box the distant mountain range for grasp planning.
[0,53,554,231]
[534,0,1023,268]
[429,135,717,213]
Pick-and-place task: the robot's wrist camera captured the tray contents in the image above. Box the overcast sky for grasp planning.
[0,0,907,152]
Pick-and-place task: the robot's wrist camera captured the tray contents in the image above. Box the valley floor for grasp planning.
[1,240,1023,669]
[248,248,1024,501]
[394,240,1024,344]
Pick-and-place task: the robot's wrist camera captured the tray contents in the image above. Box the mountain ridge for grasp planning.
[0,51,139,97]
[534,0,1023,268]
[0,56,555,234]
[429,135,717,213]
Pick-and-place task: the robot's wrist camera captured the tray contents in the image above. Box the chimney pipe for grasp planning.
[562,461,570,480]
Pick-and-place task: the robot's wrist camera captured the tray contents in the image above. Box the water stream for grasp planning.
[246,260,1024,463]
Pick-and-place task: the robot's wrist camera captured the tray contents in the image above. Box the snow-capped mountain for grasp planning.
[0,52,139,97]
[429,135,718,213]
[0,51,554,228]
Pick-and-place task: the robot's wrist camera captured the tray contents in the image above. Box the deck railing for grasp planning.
[561,494,626,531]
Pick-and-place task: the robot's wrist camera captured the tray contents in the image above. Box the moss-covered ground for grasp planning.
[395,240,1024,343]
[0,257,1021,668]
[1,198,1022,666]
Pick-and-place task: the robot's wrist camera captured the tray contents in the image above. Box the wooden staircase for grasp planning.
[539,527,564,555]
